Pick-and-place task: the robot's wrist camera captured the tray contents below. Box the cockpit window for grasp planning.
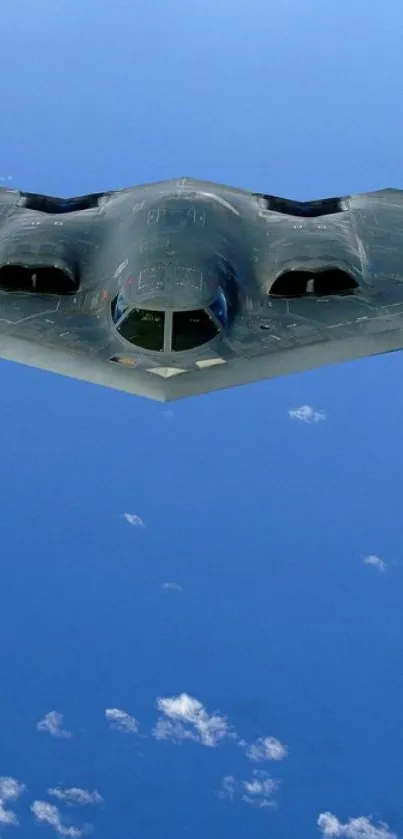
[210,290,228,327]
[112,292,129,324]
[117,308,165,351]
[172,309,218,352]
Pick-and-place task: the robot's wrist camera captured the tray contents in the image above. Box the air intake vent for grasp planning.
[256,194,344,217]
[0,265,78,294]
[21,191,102,214]
[269,269,358,298]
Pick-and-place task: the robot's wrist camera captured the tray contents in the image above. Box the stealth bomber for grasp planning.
[0,176,402,401]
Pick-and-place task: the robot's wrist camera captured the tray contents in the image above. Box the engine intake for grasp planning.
[269,268,358,298]
[0,264,78,294]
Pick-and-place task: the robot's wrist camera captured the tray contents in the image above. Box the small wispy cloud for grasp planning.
[317,812,398,838]
[31,801,89,837]
[0,803,18,828]
[289,405,326,423]
[246,736,288,762]
[363,555,386,572]
[122,513,145,527]
[162,582,184,593]
[105,708,138,734]
[219,771,278,809]
[242,770,279,808]
[48,788,102,806]
[0,779,25,802]
[0,176,12,182]
[153,693,229,747]
[218,776,237,802]
[0,777,25,828]
[37,711,72,739]
[152,719,198,744]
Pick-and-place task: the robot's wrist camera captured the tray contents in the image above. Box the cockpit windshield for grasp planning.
[209,290,228,328]
[116,306,165,352]
[112,292,129,324]
[172,309,218,351]
[112,290,228,353]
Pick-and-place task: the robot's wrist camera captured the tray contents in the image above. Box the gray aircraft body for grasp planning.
[0,176,402,401]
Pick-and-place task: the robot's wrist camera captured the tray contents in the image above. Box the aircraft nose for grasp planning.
[120,263,219,311]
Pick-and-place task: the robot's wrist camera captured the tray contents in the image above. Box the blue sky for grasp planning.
[0,1,403,837]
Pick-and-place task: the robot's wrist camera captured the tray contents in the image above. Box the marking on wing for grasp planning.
[0,297,61,325]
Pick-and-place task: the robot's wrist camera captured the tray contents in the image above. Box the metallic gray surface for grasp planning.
[0,177,403,402]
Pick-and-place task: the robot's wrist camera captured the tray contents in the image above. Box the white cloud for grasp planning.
[219,771,278,809]
[31,801,89,837]
[36,711,72,739]
[162,582,184,592]
[246,736,288,762]
[317,812,398,838]
[48,788,102,806]
[105,708,138,734]
[0,802,18,828]
[363,555,386,572]
[122,513,144,527]
[218,776,237,801]
[0,777,25,828]
[154,693,229,747]
[152,718,198,744]
[242,770,278,808]
[0,779,25,802]
[289,405,326,423]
